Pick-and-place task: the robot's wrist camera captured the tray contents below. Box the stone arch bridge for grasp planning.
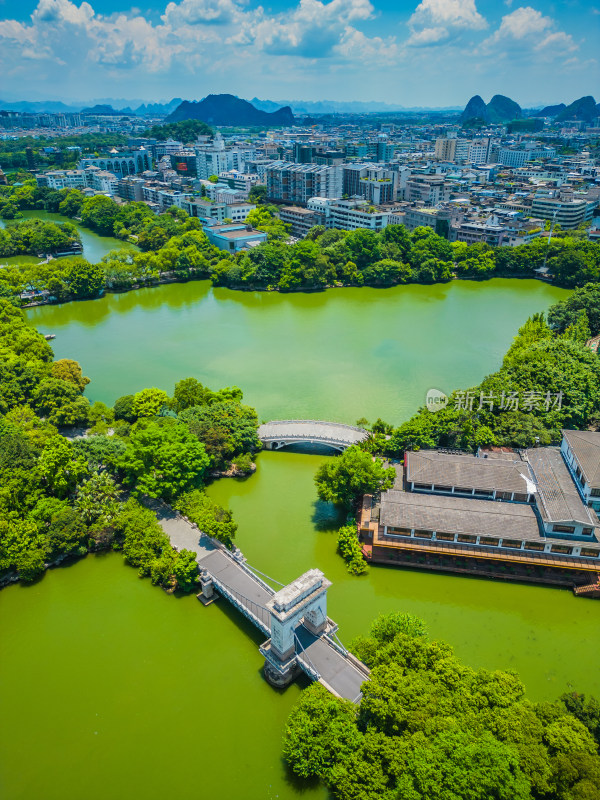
[258,420,369,452]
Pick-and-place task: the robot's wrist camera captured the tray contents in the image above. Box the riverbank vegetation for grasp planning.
[0,300,260,587]
[1,182,599,307]
[315,446,395,508]
[0,216,81,256]
[284,611,600,800]
[337,524,369,575]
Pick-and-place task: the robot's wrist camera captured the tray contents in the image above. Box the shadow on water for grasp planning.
[26,279,215,329]
[283,760,326,796]
[311,499,345,533]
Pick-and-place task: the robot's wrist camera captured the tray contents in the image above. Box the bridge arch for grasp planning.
[258,420,369,453]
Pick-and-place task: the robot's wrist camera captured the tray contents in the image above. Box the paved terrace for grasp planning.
[152,501,369,702]
[258,420,369,451]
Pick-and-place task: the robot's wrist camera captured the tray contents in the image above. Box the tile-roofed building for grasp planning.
[561,430,600,513]
[359,433,600,593]
[526,447,597,538]
[405,450,535,502]
[380,490,540,541]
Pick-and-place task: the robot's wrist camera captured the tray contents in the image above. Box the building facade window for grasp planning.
[552,525,575,533]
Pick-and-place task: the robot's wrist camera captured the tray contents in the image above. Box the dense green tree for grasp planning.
[548,283,600,336]
[283,613,600,800]
[75,471,120,525]
[174,490,237,548]
[58,189,85,218]
[337,524,369,575]
[314,446,395,508]
[132,387,170,418]
[145,119,213,141]
[173,549,199,591]
[38,435,88,498]
[179,400,260,467]
[248,184,267,204]
[113,394,137,422]
[62,257,105,298]
[118,419,209,502]
[80,195,120,236]
[50,359,90,391]
[170,377,207,413]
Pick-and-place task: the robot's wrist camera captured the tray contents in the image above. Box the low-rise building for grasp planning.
[359,431,600,592]
[307,198,389,232]
[78,147,151,176]
[279,206,323,237]
[405,175,452,205]
[561,430,600,513]
[226,202,256,223]
[202,222,267,252]
[531,189,596,229]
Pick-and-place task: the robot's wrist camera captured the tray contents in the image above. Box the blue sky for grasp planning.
[0,0,598,105]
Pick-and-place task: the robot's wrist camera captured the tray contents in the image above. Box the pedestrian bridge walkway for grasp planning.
[258,420,369,452]
[153,501,369,702]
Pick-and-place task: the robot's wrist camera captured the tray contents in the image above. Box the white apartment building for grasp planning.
[195,133,255,180]
[36,170,86,190]
[226,202,256,222]
[306,197,389,232]
[219,170,260,192]
[467,139,491,165]
[498,147,557,168]
[266,162,343,204]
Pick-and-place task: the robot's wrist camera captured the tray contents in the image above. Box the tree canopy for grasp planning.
[283,612,600,800]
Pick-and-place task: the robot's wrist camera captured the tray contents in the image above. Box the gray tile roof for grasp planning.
[380,490,540,540]
[406,450,533,494]
[562,429,600,489]
[526,447,596,527]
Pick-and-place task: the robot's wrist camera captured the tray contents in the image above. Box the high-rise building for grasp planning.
[342,164,398,204]
[265,162,343,204]
[467,138,491,165]
[435,138,457,161]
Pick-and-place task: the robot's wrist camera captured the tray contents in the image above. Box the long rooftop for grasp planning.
[562,429,600,489]
[380,490,540,540]
[526,447,596,527]
[406,450,533,495]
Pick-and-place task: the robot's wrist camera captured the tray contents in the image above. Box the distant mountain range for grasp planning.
[0,98,182,116]
[460,95,522,124]
[1,93,598,123]
[249,98,462,114]
[0,99,82,114]
[166,94,294,126]
[461,94,599,125]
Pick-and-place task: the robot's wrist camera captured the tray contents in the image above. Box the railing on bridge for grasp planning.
[208,577,271,636]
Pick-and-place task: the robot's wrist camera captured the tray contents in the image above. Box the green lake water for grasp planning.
[3,276,599,800]
[1,451,599,800]
[0,209,137,265]
[27,277,568,423]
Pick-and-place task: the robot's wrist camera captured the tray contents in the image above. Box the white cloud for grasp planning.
[406,26,449,46]
[335,27,399,64]
[481,6,577,55]
[0,0,394,78]
[406,0,486,48]
[162,0,244,27]
[408,0,487,31]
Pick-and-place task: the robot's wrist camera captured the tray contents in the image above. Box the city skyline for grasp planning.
[0,0,598,106]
